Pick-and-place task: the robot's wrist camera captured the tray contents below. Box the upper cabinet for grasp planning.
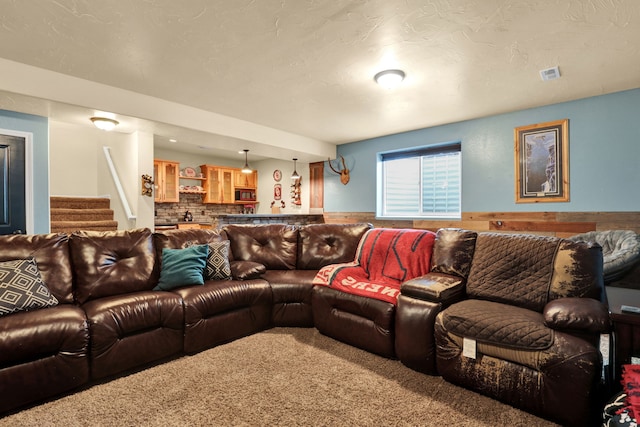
[201,165,258,204]
[154,159,258,205]
[201,166,235,204]
[234,170,257,189]
[154,159,179,203]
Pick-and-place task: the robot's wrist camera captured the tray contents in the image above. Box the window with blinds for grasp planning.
[378,143,461,218]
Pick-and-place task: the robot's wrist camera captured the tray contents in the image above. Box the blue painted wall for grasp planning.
[0,109,49,233]
[327,88,640,213]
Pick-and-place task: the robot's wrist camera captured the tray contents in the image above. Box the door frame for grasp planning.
[0,128,34,234]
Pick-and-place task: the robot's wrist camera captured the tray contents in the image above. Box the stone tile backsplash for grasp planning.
[154,193,243,224]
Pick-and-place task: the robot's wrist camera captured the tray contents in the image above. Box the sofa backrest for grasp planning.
[224,224,298,270]
[356,227,436,284]
[296,223,372,270]
[0,233,74,304]
[430,228,478,279]
[466,232,603,311]
[69,228,157,304]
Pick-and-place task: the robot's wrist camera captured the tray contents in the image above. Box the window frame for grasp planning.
[376,142,462,220]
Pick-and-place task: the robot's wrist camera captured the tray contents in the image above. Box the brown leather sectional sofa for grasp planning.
[0,224,609,426]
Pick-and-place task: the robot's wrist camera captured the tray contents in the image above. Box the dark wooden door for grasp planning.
[0,133,26,235]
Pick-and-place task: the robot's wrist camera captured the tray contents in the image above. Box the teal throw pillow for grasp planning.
[154,245,209,291]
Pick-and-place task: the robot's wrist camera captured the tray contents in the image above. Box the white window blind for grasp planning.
[378,143,461,218]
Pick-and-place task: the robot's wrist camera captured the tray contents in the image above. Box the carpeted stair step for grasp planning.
[50,208,115,222]
[50,196,112,210]
[50,196,118,233]
[50,220,119,234]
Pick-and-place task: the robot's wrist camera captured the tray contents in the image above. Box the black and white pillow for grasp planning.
[205,241,232,280]
[0,258,58,317]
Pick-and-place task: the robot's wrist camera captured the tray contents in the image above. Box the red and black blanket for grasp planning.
[313,228,435,304]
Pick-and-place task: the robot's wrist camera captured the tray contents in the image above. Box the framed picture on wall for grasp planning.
[515,119,569,203]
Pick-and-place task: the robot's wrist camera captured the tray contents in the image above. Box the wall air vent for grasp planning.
[540,66,561,81]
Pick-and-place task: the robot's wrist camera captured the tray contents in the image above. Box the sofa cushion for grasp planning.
[153,228,229,261]
[314,228,436,304]
[154,245,209,291]
[296,223,371,270]
[0,233,74,303]
[224,224,298,270]
[430,228,477,279]
[441,299,553,350]
[466,233,560,312]
[70,228,157,304]
[0,258,58,317]
[549,239,603,300]
[153,228,233,282]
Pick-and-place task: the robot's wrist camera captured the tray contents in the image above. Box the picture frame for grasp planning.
[514,118,569,203]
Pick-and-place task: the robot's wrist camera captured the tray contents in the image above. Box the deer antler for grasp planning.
[328,156,350,185]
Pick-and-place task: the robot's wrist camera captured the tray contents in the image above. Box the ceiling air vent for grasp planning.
[540,66,560,81]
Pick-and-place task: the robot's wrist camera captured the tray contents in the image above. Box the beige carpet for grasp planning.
[0,328,560,427]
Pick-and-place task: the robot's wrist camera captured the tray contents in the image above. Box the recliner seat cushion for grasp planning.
[440,299,553,350]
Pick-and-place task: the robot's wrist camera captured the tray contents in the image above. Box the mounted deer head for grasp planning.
[328,156,350,185]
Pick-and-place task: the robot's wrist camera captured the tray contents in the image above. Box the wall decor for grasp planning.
[141,174,154,197]
[273,169,282,182]
[515,119,569,203]
[328,156,350,185]
[291,177,302,206]
[274,183,282,200]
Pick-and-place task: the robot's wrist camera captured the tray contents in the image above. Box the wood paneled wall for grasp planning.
[323,211,640,237]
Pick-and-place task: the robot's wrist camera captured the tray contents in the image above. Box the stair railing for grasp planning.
[102,146,136,220]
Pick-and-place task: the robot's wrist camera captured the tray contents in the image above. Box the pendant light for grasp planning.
[291,158,300,180]
[241,149,252,174]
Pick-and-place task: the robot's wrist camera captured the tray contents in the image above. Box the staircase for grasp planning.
[50,197,118,233]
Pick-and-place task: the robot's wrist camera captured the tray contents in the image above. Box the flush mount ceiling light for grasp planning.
[374,69,406,89]
[291,158,300,180]
[90,116,119,131]
[241,149,252,174]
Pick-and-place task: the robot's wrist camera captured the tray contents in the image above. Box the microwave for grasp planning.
[235,189,256,201]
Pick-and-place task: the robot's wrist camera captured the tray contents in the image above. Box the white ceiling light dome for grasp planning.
[374,69,406,89]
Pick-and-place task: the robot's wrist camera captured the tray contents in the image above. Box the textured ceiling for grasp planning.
[0,0,639,161]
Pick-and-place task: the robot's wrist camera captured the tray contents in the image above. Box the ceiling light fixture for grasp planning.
[90,116,119,131]
[241,149,252,174]
[291,158,300,180]
[374,69,405,89]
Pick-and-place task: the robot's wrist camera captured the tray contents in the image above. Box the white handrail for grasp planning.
[102,146,136,220]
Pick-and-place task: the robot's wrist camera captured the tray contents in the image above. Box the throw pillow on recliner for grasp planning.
[204,240,232,280]
[0,258,58,317]
[154,245,209,291]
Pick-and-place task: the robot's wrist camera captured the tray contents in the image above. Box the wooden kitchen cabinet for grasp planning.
[234,169,257,189]
[154,159,180,203]
[201,165,235,204]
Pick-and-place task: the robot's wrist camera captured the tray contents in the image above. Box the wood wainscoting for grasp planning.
[323,211,640,237]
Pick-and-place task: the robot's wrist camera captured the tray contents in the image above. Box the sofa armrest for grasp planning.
[400,272,465,306]
[543,297,611,333]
